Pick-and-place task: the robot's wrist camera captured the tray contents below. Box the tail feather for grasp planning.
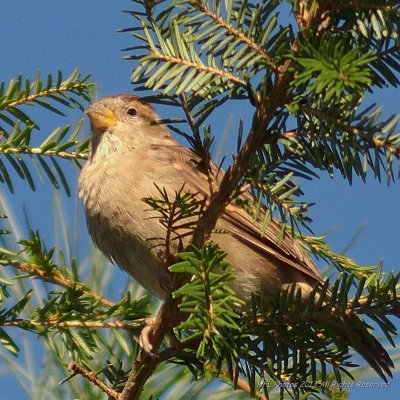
[347,319,394,382]
[341,315,394,382]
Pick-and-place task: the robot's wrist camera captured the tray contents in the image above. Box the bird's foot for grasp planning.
[139,317,182,356]
[139,318,157,356]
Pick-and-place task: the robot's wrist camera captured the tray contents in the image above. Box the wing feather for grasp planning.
[150,142,322,283]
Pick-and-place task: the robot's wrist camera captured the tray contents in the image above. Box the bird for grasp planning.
[78,94,393,380]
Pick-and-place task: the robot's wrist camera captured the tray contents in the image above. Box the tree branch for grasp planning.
[6,259,114,308]
[67,362,119,399]
[293,108,400,158]
[192,59,292,246]
[0,146,88,160]
[149,51,247,87]
[0,319,142,330]
[193,0,276,69]
[4,83,89,109]
[191,0,335,245]
[118,295,180,400]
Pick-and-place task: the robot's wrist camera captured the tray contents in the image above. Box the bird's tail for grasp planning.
[344,314,394,382]
[325,312,394,382]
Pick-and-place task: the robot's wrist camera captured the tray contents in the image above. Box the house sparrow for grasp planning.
[78,94,392,380]
[78,94,321,301]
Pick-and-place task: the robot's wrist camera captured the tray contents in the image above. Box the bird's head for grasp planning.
[85,94,171,162]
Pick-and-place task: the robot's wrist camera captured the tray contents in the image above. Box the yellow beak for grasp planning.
[86,105,117,132]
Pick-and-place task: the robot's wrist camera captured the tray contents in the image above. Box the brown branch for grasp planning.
[0,146,88,160]
[190,0,331,242]
[118,296,180,400]
[346,294,400,317]
[150,51,247,87]
[192,61,292,246]
[5,83,88,109]
[68,362,119,400]
[1,319,142,330]
[118,297,272,400]
[7,259,114,308]
[287,109,400,158]
[340,125,400,159]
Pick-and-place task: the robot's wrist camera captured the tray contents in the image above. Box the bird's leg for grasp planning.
[138,295,183,356]
[140,245,190,356]
[139,318,157,356]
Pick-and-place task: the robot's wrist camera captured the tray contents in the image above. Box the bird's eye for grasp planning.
[127,107,137,116]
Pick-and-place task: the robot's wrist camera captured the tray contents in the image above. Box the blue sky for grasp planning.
[0,1,399,399]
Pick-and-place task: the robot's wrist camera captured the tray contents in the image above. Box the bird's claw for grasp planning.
[139,318,157,356]
[138,316,182,356]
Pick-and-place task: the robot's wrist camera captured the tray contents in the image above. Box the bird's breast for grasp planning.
[78,156,172,298]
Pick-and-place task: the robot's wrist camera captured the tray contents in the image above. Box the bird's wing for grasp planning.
[150,142,322,283]
[220,206,322,282]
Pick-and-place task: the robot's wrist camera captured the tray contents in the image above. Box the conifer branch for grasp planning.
[191,0,337,242]
[0,146,88,160]
[281,127,400,158]
[149,51,247,87]
[119,296,180,400]
[5,259,114,308]
[4,83,89,109]
[0,319,141,329]
[67,362,119,399]
[193,0,276,69]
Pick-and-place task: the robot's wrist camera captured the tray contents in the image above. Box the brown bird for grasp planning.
[78,94,393,380]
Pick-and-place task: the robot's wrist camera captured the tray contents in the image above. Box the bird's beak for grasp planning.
[85,104,117,132]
